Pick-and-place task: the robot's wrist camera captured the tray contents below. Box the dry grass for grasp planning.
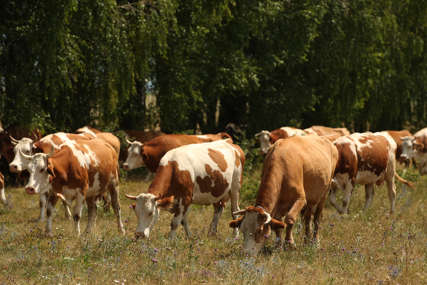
[0,168,425,285]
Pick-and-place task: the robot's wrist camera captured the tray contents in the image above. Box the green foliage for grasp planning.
[0,0,426,133]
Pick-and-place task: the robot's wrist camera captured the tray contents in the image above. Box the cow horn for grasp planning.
[9,135,19,145]
[125,194,137,200]
[56,193,72,207]
[232,209,247,216]
[125,136,134,145]
[18,148,33,159]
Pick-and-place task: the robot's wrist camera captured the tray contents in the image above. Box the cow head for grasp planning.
[229,206,285,256]
[22,150,55,195]
[401,136,427,174]
[123,137,144,170]
[255,130,271,155]
[9,137,34,173]
[125,193,173,239]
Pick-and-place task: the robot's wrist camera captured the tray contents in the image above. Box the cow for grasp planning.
[401,128,427,175]
[21,138,125,236]
[304,125,350,137]
[9,133,97,221]
[0,172,6,206]
[229,135,338,255]
[329,132,413,215]
[255,127,307,155]
[125,139,244,239]
[123,133,232,172]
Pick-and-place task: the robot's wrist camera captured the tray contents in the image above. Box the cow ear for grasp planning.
[155,196,174,209]
[229,216,244,228]
[270,218,285,230]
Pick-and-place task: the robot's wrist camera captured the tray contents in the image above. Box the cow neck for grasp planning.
[146,161,175,199]
[254,187,278,214]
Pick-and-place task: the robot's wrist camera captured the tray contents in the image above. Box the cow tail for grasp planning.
[395,172,414,189]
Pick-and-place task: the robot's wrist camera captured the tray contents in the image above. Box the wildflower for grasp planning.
[152,258,158,263]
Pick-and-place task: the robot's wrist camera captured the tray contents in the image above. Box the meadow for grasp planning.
[0,166,425,284]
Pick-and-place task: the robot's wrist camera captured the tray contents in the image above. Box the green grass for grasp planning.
[0,166,425,284]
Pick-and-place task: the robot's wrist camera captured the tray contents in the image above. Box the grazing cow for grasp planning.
[125,139,244,239]
[21,138,125,236]
[229,135,338,255]
[255,127,307,155]
[0,172,6,206]
[401,128,427,175]
[329,132,413,215]
[123,133,232,172]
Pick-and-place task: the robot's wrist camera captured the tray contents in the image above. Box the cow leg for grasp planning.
[109,184,125,235]
[0,185,7,206]
[38,193,48,222]
[341,182,353,215]
[169,202,184,239]
[45,193,58,237]
[364,184,375,211]
[328,183,345,214]
[102,192,111,212]
[313,193,328,247]
[303,206,313,245]
[208,201,224,236]
[284,191,306,249]
[181,207,192,238]
[73,193,85,237]
[230,171,242,237]
[386,176,396,214]
[85,196,97,235]
[273,216,284,248]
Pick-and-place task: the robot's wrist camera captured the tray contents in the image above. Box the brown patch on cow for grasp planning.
[196,164,229,197]
[208,148,228,172]
[234,150,241,167]
[148,161,194,208]
[0,172,4,188]
[334,141,358,180]
[269,129,288,144]
[51,135,63,147]
[357,136,388,176]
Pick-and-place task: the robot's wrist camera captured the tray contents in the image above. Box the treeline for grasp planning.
[1,0,426,135]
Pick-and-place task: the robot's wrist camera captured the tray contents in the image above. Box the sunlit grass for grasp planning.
[0,166,425,284]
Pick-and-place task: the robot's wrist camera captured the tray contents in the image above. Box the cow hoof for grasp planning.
[284,241,297,250]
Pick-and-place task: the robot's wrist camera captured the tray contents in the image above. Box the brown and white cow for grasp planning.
[255,127,307,155]
[123,133,232,172]
[401,128,427,174]
[229,135,338,255]
[21,138,125,236]
[125,139,244,239]
[0,172,6,206]
[329,132,413,215]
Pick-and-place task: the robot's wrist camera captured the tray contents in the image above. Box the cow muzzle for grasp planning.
[9,164,19,173]
[122,163,129,171]
[25,186,36,195]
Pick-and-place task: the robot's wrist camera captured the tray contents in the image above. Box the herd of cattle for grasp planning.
[0,124,426,256]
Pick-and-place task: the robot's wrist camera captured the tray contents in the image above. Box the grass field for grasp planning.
[0,166,425,284]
